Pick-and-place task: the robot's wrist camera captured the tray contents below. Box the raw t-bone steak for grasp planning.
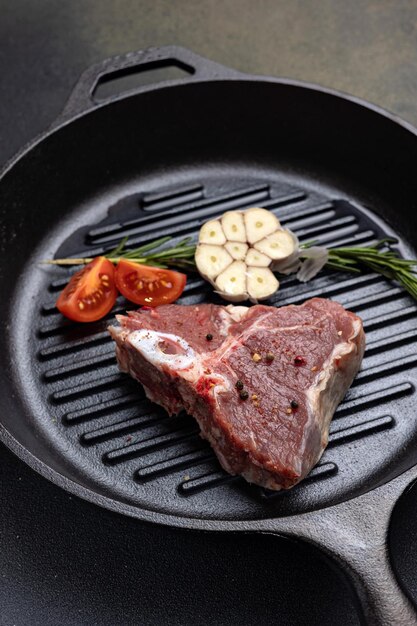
[109,298,365,490]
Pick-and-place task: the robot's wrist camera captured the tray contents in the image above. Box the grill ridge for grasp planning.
[142,183,205,210]
[103,425,200,466]
[64,392,146,425]
[81,410,168,446]
[88,185,273,246]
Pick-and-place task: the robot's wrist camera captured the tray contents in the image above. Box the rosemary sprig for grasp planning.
[327,238,417,300]
[42,236,197,270]
[42,234,417,302]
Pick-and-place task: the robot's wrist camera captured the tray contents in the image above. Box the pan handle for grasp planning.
[266,464,417,625]
[56,45,244,123]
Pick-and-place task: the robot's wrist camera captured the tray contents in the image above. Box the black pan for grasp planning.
[1,46,417,625]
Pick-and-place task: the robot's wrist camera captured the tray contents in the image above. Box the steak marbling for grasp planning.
[108,298,365,490]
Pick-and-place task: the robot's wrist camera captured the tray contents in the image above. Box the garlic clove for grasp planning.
[244,208,281,244]
[245,248,271,267]
[225,241,249,260]
[215,261,247,300]
[221,211,247,242]
[246,266,279,301]
[254,229,296,260]
[195,244,232,281]
[199,220,227,245]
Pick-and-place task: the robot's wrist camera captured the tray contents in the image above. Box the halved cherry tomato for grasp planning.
[56,257,118,322]
[115,259,186,306]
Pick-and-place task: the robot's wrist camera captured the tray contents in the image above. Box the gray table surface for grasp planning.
[2,0,417,163]
[1,2,417,624]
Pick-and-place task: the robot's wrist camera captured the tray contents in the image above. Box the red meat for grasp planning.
[108,299,365,490]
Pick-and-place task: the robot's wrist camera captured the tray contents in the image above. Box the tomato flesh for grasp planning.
[56,257,118,322]
[115,259,186,306]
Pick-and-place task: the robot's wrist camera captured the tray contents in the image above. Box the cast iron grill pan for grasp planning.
[35,181,416,520]
[2,46,417,625]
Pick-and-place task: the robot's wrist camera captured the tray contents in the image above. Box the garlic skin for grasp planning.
[297,246,329,282]
[195,207,297,303]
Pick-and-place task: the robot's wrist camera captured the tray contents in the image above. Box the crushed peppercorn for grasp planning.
[206,333,213,341]
[239,390,249,400]
[236,380,244,390]
[290,400,299,410]
[265,352,275,363]
[294,356,306,366]
[252,353,262,362]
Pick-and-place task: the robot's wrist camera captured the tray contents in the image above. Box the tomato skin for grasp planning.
[115,260,186,306]
[56,257,118,322]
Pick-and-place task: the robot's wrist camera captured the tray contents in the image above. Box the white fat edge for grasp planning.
[211,372,231,397]
[304,317,364,459]
[127,329,202,381]
[215,305,245,335]
[225,304,249,322]
[240,466,284,491]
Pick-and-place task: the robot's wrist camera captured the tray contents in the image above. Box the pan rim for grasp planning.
[2,72,417,183]
[3,422,415,532]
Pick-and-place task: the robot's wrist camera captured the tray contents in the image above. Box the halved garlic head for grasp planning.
[195,244,232,281]
[195,206,297,303]
[199,219,227,245]
[225,241,249,260]
[244,208,280,244]
[247,267,279,300]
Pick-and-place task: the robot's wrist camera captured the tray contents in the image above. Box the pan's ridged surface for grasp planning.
[6,172,417,520]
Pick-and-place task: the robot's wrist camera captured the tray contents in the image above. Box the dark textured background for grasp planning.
[1,1,417,624]
[2,0,417,165]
